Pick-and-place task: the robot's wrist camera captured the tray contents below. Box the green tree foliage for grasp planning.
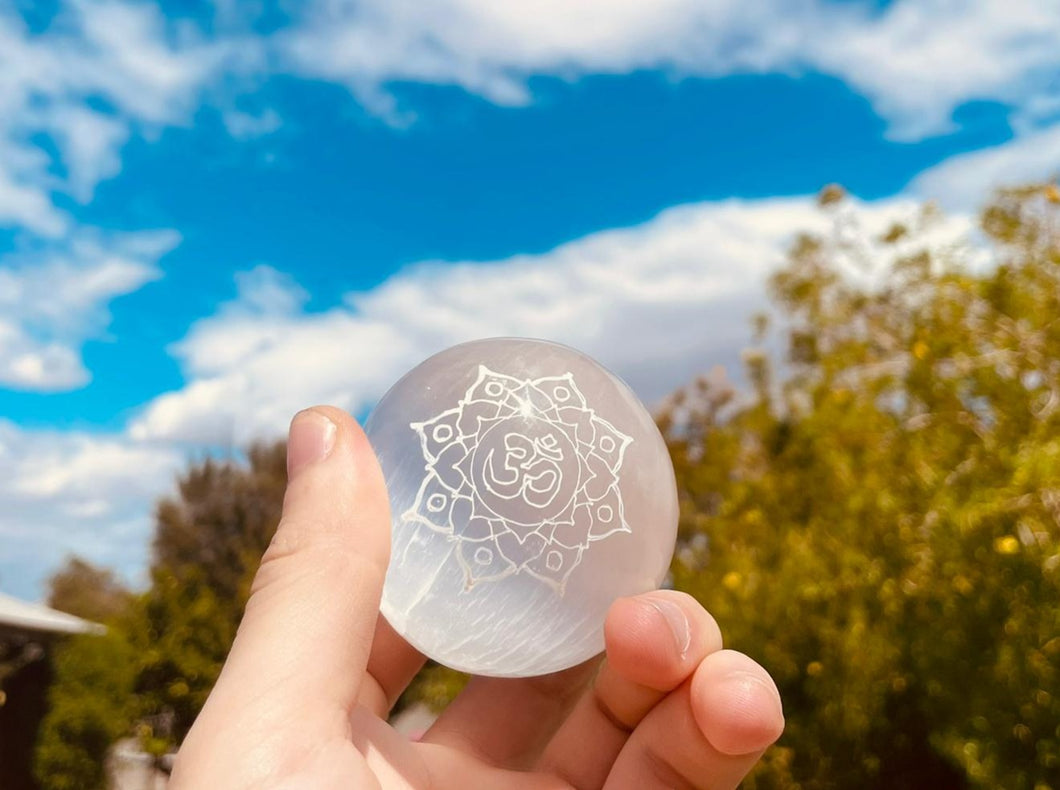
[660,184,1060,789]
[32,559,135,790]
[32,445,287,786]
[128,568,237,757]
[32,628,137,790]
[153,443,287,612]
[134,442,287,752]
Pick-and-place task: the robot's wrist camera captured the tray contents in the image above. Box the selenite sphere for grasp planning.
[365,338,678,677]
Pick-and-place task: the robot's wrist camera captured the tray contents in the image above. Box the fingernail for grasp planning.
[723,671,785,720]
[287,409,337,479]
[702,670,785,754]
[645,595,691,657]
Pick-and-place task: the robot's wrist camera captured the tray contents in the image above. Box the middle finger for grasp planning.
[538,591,723,789]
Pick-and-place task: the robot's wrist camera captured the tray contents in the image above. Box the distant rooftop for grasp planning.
[0,592,104,636]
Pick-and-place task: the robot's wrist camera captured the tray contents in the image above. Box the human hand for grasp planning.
[170,406,783,789]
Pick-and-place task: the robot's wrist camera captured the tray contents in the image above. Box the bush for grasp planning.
[661,184,1060,789]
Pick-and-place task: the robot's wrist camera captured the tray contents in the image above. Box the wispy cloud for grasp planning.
[0,228,178,390]
[130,198,824,444]
[222,107,283,139]
[0,0,235,394]
[0,0,235,228]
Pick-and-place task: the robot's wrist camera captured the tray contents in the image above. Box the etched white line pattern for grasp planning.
[405,365,633,593]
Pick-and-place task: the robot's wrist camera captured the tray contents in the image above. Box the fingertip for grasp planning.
[314,407,386,486]
[604,590,722,691]
[293,406,372,455]
[691,649,785,756]
[286,406,382,493]
[304,404,361,433]
[276,405,390,572]
[287,408,338,479]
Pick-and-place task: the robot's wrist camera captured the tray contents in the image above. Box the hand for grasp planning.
[170,407,784,789]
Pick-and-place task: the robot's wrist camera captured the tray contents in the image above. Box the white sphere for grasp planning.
[366,338,678,677]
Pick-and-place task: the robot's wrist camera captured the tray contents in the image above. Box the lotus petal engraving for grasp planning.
[406,365,633,592]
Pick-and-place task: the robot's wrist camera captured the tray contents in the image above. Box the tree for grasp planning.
[46,557,132,624]
[33,444,288,786]
[152,442,287,612]
[31,560,136,790]
[132,442,288,754]
[32,628,137,790]
[660,183,1060,789]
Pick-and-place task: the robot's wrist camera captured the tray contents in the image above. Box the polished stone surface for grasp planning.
[366,338,678,677]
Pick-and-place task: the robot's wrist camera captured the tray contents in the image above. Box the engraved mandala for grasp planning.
[405,365,633,592]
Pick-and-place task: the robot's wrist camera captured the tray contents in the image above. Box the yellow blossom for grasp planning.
[994,535,1020,555]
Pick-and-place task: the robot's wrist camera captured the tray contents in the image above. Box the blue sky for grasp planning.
[1,0,1059,600]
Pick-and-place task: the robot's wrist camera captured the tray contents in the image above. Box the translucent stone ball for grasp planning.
[365,338,678,677]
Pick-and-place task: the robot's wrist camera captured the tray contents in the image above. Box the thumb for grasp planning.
[207,407,391,717]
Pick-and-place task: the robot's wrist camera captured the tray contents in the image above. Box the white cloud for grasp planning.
[281,0,1060,141]
[813,1,1060,141]
[0,170,68,237]
[0,228,178,390]
[0,137,68,236]
[0,419,183,596]
[912,125,1060,211]
[0,0,233,227]
[134,198,818,444]
[1,0,1054,243]
[132,194,977,446]
[44,105,130,202]
[64,0,222,125]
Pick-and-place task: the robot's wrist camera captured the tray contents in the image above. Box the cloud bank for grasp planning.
[281,0,1060,140]
[131,194,979,445]
[2,0,1057,239]
[131,198,829,444]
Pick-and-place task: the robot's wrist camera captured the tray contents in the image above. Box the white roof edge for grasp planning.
[0,591,106,636]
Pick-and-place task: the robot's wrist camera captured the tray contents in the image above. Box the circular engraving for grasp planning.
[404,365,634,591]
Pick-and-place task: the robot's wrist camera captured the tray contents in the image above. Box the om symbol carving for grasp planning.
[405,365,633,592]
[482,433,561,508]
[476,420,578,523]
